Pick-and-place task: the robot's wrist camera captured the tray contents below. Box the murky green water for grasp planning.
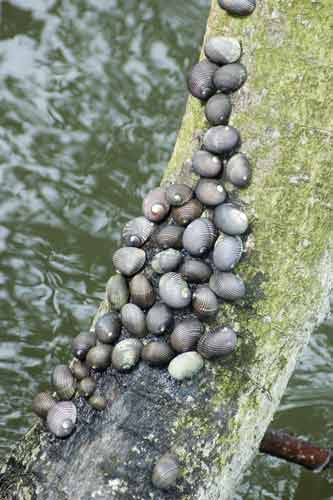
[0,1,332,498]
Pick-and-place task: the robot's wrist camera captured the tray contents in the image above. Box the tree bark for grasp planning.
[1,0,332,499]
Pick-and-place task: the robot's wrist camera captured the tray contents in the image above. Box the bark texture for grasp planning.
[1,0,332,499]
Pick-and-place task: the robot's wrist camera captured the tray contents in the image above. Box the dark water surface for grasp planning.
[0,1,332,498]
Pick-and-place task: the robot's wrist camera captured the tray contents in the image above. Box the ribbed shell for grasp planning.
[198,326,237,359]
[86,344,112,371]
[166,183,193,207]
[71,360,89,381]
[214,203,249,235]
[106,274,129,310]
[112,338,142,371]
[225,152,252,188]
[129,273,155,309]
[154,224,184,249]
[151,249,183,275]
[146,303,174,335]
[192,286,219,320]
[72,332,96,360]
[142,341,175,367]
[88,394,107,411]
[218,0,256,17]
[159,272,192,309]
[78,377,96,398]
[213,234,243,271]
[121,303,147,338]
[95,312,121,344]
[122,216,155,247]
[187,59,218,101]
[204,36,242,65]
[209,271,246,300]
[112,247,146,277]
[182,218,217,256]
[52,365,76,400]
[179,258,212,283]
[47,401,77,438]
[203,126,241,155]
[170,319,204,353]
[168,351,204,381]
[32,392,56,419]
[213,63,247,93]
[152,453,180,490]
[192,150,222,178]
[142,188,170,222]
[172,199,203,226]
[195,178,226,207]
[205,94,232,126]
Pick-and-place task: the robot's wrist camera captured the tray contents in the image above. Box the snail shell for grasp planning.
[205,94,232,126]
[121,303,147,338]
[72,332,96,361]
[209,271,246,300]
[218,0,256,17]
[146,303,174,335]
[152,453,180,490]
[52,365,76,400]
[204,36,242,65]
[198,326,237,359]
[129,273,155,309]
[159,272,192,309]
[214,203,248,235]
[172,199,203,226]
[106,274,129,310]
[78,377,96,398]
[71,360,89,381]
[192,150,222,178]
[187,59,218,101]
[213,63,247,93]
[151,249,183,275]
[122,216,155,247]
[225,152,252,188]
[112,247,146,277]
[168,351,204,381]
[142,341,175,367]
[47,401,77,438]
[154,224,184,250]
[195,178,226,207]
[170,319,204,353]
[32,392,56,419]
[95,312,121,344]
[203,126,240,155]
[179,258,212,283]
[88,394,107,411]
[86,344,112,371]
[182,218,217,256]
[143,188,170,222]
[213,234,243,271]
[192,286,219,320]
[166,183,193,207]
[112,338,142,371]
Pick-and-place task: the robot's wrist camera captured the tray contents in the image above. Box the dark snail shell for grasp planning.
[106,274,129,311]
[78,377,96,398]
[179,258,212,283]
[209,271,246,300]
[71,360,89,381]
[192,286,219,320]
[112,247,146,277]
[170,319,204,353]
[72,332,96,361]
[146,303,174,336]
[192,150,222,178]
[213,63,247,94]
[182,218,217,256]
[205,94,232,126]
[172,199,203,226]
[32,392,56,419]
[214,203,249,235]
[95,312,121,344]
[166,183,193,207]
[187,59,218,101]
[154,224,184,250]
[88,394,107,411]
[86,344,112,371]
[52,365,76,400]
[121,303,147,338]
[159,272,192,309]
[47,401,77,438]
[204,36,242,65]
[129,273,155,309]
[122,216,155,247]
[143,188,170,222]
[213,234,243,271]
[195,178,226,207]
[198,326,237,359]
[168,351,204,380]
[112,338,142,371]
[151,249,183,275]
[152,453,180,490]
[218,0,256,17]
[203,126,241,155]
[225,153,252,188]
[142,341,175,367]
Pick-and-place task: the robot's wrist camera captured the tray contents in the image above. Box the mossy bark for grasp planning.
[1,0,332,499]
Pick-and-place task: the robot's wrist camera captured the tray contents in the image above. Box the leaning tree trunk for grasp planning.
[1,1,332,499]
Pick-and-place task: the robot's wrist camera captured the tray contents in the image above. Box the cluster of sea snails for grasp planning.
[32,0,256,490]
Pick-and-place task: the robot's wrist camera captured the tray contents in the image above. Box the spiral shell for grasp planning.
[112,338,142,371]
[213,63,247,93]
[195,178,226,207]
[170,319,203,353]
[159,273,192,309]
[192,150,222,178]
[32,392,56,419]
[182,218,217,256]
[187,59,218,101]
[86,344,112,371]
[172,199,203,226]
[106,274,129,310]
[168,352,204,381]
[122,216,155,247]
[72,332,96,361]
[71,360,89,381]
[121,303,147,338]
[166,183,193,207]
[129,273,155,309]
[47,401,77,438]
[192,286,219,320]
[213,234,243,271]
[143,188,170,222]
[152,453,180,490]
[225,152,252,188]
[112,247,146,277]
[95,312,121,344]
[146,303,174,335]
[88,394,107,411]
[218,0,256,17]
[203,126,240,155]
[179,258,212,283]
[209,271,246,300]
[52,365,76,400]
[78,377,96,398]
[214,203,248,235]
[151,249,183,275]
[198,326,237,359]
[142,341,175,367]
[205,94,232,126]
[154,224,184,250]
[204,36,242,65]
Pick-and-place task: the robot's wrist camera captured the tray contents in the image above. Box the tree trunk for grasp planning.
[1,0,332,499]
